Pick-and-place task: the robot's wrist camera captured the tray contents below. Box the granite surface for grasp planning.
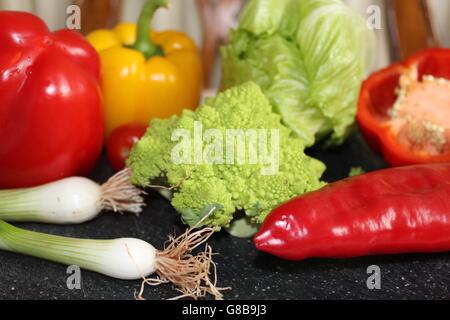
[1,133,449,300]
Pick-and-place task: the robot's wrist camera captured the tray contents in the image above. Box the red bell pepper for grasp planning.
[0,11,104,188]
[254,163,450,261]
[357,48,450,167]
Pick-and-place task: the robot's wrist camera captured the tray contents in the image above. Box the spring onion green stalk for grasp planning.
[0,220,156,279]
[0,170,145,224]
[0,217,227,299]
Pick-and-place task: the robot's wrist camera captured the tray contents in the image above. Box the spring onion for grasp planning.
[0,170,145,224]
[0,217,227,299]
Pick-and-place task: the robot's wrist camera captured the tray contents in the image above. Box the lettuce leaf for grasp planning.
[221,0,375,146]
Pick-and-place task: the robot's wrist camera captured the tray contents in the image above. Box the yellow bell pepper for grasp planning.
[86,0,203,137]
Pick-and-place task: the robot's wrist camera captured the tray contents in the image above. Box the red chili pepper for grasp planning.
[254,163,450,261]
[0,11,103,188]
[357,48,450,167]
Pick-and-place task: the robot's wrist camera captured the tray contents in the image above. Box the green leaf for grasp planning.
[226,215,260,238]
[348,166,366,177]
[179,204,224,228]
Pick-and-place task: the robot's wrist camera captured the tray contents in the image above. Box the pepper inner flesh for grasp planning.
[389,71,450,155]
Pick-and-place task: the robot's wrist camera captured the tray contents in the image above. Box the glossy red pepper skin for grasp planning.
[0,11,103,188]
[254,163,450,261]
[357,48,450,167]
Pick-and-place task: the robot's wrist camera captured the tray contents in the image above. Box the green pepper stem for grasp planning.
[132,0,168,59]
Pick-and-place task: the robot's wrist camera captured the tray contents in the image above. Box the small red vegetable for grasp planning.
[357,48,450,167]
[0,11,103,188]
[254,163,450,261]
[107,124,147,172]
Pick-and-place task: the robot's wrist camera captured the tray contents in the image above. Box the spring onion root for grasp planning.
[0,169,145,224]
[138,226,229,300]
[0,219,228,299]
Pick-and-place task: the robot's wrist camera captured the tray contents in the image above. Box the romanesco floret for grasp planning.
[128,82,326,228]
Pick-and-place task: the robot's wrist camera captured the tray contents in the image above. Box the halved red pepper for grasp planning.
[357,48,450,167]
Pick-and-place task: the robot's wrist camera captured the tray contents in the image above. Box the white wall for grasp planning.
[0,0,71,31]
[429,0,450,47]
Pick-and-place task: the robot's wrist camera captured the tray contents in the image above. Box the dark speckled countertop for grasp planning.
[1,133,449,300]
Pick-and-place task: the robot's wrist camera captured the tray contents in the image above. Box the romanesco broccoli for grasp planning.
[128,82,326,228]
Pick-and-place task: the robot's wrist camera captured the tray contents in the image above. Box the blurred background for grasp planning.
[1,0,449,88]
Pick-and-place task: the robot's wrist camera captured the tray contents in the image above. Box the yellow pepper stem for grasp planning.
[132,0,168,59]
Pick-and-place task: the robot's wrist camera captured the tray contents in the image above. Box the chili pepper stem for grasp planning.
[132,0,168,59]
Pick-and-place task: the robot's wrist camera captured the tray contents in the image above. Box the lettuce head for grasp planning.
[221,0,375,146]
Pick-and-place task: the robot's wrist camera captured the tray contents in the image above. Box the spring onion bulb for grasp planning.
[0,217,227,299]
[0,170,145,224]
